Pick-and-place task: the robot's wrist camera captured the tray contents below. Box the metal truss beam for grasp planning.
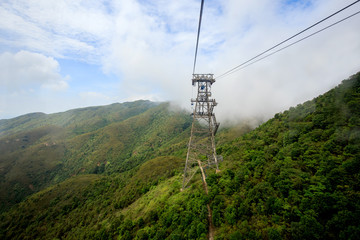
[183,74,221,189]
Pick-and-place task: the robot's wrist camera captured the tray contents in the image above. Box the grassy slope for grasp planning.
[0,156,198,240]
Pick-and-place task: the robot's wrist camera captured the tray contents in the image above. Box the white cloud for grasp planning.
[42,79,69,91]
[102,0,360,122]
[0,0,112,62]
[211,0,360,121]
[0,0,360,121]
[0,51,69,92]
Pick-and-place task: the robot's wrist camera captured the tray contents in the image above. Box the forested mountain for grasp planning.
[0,72,359,239]
[0,100,192,212]
[209,72,360,239]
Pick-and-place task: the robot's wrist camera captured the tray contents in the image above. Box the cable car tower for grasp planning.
[182,73,221,189]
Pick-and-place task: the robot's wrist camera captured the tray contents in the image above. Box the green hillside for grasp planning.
[0,72,359,239]
[0,100,157,137]
[208,72,360,239]
[0,100,192,212]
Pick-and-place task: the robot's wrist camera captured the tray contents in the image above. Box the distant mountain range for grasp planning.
[0,100,192,212]
[0,72,359,239]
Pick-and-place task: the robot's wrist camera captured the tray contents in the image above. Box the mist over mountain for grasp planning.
[0,72,359,239]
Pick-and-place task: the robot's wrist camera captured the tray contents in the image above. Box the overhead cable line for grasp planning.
[193,0,205,74]
[217,10,360,78]
[215,0,360,79]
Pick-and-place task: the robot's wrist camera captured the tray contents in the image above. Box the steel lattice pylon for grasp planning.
[182,74,221,189]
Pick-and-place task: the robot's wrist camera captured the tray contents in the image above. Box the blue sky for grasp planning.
[0,0,359,121]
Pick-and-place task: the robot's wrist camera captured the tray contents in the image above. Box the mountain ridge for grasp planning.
[0,100,158,137]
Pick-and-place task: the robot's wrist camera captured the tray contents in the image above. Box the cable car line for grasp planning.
[216,10,360,78]
[215,0,360,79]
[193,0,205,75]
